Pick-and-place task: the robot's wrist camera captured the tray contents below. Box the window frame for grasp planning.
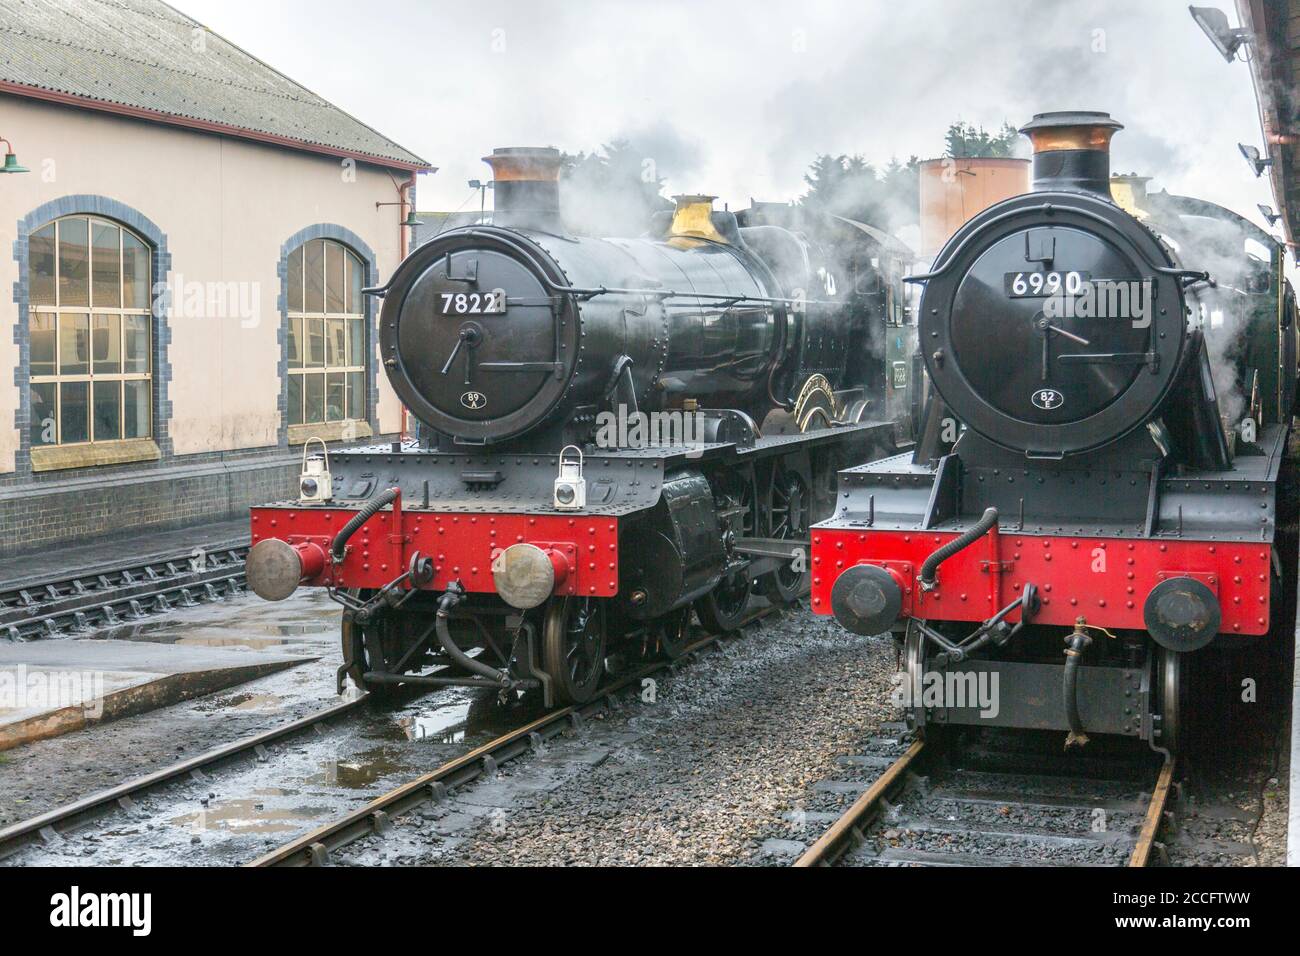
[28,216,153,448]
[286,238,367,427]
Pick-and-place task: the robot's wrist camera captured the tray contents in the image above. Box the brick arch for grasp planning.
[277,224,379,444]
[12,195,173,474]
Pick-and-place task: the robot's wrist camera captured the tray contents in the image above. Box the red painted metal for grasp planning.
[250,506,619,597]
[293,540,327,581]
[811,527,1272,636]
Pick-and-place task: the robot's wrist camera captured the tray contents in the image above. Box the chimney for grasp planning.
[483,147,563,232]
[1018,111,1123,199]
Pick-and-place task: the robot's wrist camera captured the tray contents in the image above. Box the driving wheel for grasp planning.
[542,596,607,704]
[759,462,810,605]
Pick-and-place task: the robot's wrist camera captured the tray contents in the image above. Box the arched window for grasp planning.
[28,216,152,447]
[286,238,366,426]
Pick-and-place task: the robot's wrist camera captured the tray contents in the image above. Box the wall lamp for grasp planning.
[0,136,29,174]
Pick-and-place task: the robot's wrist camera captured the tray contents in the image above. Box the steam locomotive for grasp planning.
[814,111,1298,753]
[245,147,916,705]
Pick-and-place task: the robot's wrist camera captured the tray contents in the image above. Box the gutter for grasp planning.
[0,80,434,173]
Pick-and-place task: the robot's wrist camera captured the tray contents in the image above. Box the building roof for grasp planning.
[0,0,430,170]
[1237,0,1298,250]
[412,211,489,247]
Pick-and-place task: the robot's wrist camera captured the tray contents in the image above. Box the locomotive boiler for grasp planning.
[245,147,911,705]
[813,111,1298,753]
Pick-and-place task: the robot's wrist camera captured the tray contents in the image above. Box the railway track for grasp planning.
[794,731,1177,868]
[249,604,784,867]
[0,694,366,862]
[0,599,782,866]
[0,542,250,640]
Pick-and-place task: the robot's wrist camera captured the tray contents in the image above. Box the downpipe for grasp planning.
[1063,618,1092,748]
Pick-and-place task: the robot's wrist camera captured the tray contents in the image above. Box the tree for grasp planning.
[944,120,1019,158]
[560,140,672,236]
[800,153,920,230]
[801,154,884,224]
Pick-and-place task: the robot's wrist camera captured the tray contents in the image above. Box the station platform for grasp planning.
[0,517,249,594]
[0,637,316,751]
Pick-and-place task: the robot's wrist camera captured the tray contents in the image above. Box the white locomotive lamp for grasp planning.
[553,445,586,511]
[298,437,333,502]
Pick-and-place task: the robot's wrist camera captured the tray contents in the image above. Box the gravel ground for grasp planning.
[3,580,1291,867]
[337,612,899,866]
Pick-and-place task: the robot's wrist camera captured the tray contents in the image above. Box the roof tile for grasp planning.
[0,0,429,168]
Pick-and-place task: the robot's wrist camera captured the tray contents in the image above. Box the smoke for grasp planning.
[181,0,1279,255]
[557,122,704,236]
[1156,205,1271,425]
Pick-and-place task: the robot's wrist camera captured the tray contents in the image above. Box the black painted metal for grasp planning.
[1144,577,1220,652]
[830,564,902,636]
[379,225,784,445]
[923,659,1145,735]
[916,193,1187,458]
[616,470,724,621]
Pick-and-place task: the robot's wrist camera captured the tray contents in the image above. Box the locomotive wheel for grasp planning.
[1154,646,1184,753]
[542,597,607,705]
[760,464,810,605]
[694,572,751,633]
[903,621,928,734]
[340,589,402,697]
[340,611,368,692]
[655,608,692,660]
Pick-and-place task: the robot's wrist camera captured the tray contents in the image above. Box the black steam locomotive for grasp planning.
[814,111,1298,753]
[245,147,916,705]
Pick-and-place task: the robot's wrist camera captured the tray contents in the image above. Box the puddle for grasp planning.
[306,749,409,789]
[86,590,340,648]
[168,789,324,835]
[213,692,285,712]
[380,690,544,746]
[397,701,473,743]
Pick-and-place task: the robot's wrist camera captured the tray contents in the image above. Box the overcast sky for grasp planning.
[177,0,1279,241]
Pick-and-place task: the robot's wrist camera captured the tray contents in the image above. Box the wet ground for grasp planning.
[333,612,901,866]
[0,583,1292,866]
[0,589,547,864]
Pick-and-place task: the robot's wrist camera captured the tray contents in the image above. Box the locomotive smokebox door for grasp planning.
[916,113,1190,458]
